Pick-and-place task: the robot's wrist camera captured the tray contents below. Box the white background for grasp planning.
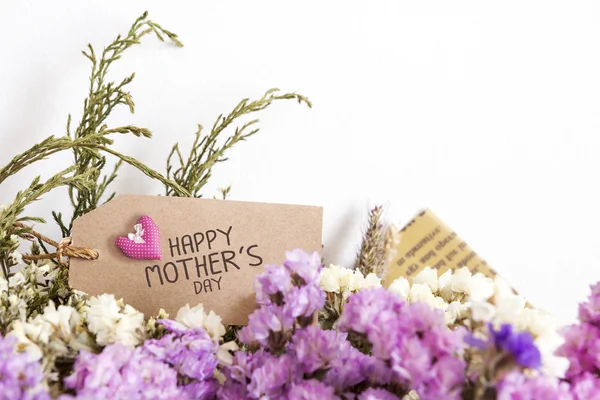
[1,1,599,324]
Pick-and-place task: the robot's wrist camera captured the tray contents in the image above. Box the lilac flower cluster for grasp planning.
[559,282,600,378]
[557,282,600,397]
[223,250,466,399]
[238,249,325,350]
[0,334,49,400]
[496,372,572,400]
[142,320,219,399]
[60,344,184,400]
[337,288,467,400]
[61,319,221,400]
[220,327,382,399]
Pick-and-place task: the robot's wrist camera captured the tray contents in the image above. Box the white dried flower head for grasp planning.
[175,303,226,341]
[362,273,382,289]
[408,283,436,305]
[217,340,240,366]
[8,321,44,361]
[388,277,410,299]
[348,270,367,292]
[413,267,439,292]
[41,302,80,338]
[445,301,469,324]
[450,267,472,293]
[471,301,496,322]
[8,272,25,288]
[319,264,344,293]
[10,250,23,265]
[467,273,495,302]
[469,276,567,377]
[0,276,7,293]
[86,294,145,347]
[8,301,93,369]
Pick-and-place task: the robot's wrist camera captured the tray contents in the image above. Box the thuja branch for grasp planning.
[166,88,312,197]
[53,11,184,235]
[0,167,94,274]
[90,145,189,196]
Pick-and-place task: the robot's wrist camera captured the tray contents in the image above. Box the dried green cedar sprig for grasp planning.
[355,205,386,277]
[166,88,312,197]
[56,11,186,235]
[0,167,94,277]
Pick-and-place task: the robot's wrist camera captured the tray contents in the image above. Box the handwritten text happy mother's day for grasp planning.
[144,226,263,294]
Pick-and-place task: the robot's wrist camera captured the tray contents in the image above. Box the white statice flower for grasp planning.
[450,267,472,294]
[175,303,226,341]
[9,302,93,366]
[320,264,351,293]
[363,273,382,289]
[9,320,45,362]
[0,275,7,293]
[388,277,410,299]
[320,264,381,296]
[469,276,568,377]
[10,250,23,265]
[445,301,470,325]
[8,271,26,288]
[176,303,238,365]
[86,294,145,347]
[7,294,27,321]
[412,267,438,292]
[467,273,496,302]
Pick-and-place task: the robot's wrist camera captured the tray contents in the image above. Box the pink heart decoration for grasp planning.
[116,216,162,260]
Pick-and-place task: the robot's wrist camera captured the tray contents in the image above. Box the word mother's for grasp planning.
[144,226,263,293]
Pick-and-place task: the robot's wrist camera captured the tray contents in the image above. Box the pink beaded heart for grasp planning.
[115,216,162,260]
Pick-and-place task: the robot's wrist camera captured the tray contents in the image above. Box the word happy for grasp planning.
[144,226,263,293]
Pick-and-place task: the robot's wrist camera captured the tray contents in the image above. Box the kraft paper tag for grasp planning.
[384,209,496,287]
[69,194,323,324]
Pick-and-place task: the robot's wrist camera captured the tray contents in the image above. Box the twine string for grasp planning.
[13,222,99,267]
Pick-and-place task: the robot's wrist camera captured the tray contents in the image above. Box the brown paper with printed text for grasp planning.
[69,194,323,325]
[383,209,496,288]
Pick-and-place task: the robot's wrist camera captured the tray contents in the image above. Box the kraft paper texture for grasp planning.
[69,194,323,324]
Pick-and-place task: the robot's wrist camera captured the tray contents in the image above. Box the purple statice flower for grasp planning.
[337,289,466,400]
[558,282,600,381]
[578,282,600,327]
[283,249,322,285]
[238,305,295,348]
[255,264,292,305]
[358,388,401,400]
[142,320,219,399]
[239,250,323,351]
[0,334,49,400]
[287,379,339,399]
[323,340,384,391]
[246,352,301,398]
[288,327,349,374]
[570,372,600,400]
[496,371,573,400]
[487,323,542,369]
[558,323,600,379]
[219,349,300,399]
[283,284,326,321]
[61,344,185,400]
[217,381,249,400]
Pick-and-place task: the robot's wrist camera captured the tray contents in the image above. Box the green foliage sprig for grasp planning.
[0,11,312,320]
[56,11,186,236]
[166,88,312,197]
